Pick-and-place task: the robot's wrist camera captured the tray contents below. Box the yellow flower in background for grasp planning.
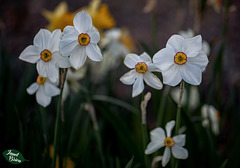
[49,145,75,168]
[42,2,74,31]
[43,0,115,32]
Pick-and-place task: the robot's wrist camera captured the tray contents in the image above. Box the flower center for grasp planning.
[36,76,46,85]
[78,33,91,46]
[174,52,187,65]
[40,49,52,62]
[164,137,174,147]
[135,62,148,74]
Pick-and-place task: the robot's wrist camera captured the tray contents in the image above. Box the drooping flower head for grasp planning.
[59,11,103,70]
[153,34,209,86]
[120,52,162,97]
[27,75,60,107]
[19,29,71,83]
[201,104,220,135]
[145,120,188,167]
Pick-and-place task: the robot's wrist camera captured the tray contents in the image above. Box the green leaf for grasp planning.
[125,156,134,168]
[219,159,228,168]
[2,149,29,164]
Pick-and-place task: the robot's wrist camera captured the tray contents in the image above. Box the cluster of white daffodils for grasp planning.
[19,11,102,107]
[120,34,208,96]
[145,121,188,167]
[120,34,209,167]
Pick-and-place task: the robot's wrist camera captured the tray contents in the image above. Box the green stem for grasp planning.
[52,68,68,168]
[157,86,170,126]
[175,80,185,134]
[141,93,149,168]
[52,90,63,168]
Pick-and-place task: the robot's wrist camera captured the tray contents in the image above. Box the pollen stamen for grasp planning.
[36,76,46,85]
[164,137,175,147]
[174,52,187,65]
[40,49,52,62]
[78,33,91,46]
[135,62,148,74]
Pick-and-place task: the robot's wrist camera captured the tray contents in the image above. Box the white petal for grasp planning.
[19,45,41,63]
[171,145,188,159]
[33,29,51,49]
[36,86,52,107]
[120,69,137,85]
[148,63,161,72]
[162,65,182,86]
[59,26,79,56]
[187,51,209,71]
[202,41,210,56]
[73,11,92,33]
[48,29,61,52]
[44,81,60,97]
[37,61,47,77]
[153,48,175,71]
[182,35,202,57]
[166,34,184,53]
[162,147,171,167]
[145,141,165,155]
[52,51,71,68]
[139,52,151,62]
[132,74,144,97]
[70,46,87,70]
[26,83,39,95]
[180,64,202,85]
[124,53,140,69]
[165,120,175,137]
[173,134,186,146]
[88,26,100,44]
[47,63,59,83]
[150,127,166,142]
[143,72,162,90]
[86,44,103,61]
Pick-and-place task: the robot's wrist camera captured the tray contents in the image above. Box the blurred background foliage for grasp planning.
[1,0,240,167]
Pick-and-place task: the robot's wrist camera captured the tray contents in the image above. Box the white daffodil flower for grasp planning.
[145,120,188,167]
[19,29,71,83]
[179,29,210,56]
[59,10,103,70]
[153,34,209,86]
[201,104,220,135]
[26,75,60,107]
[120,52,162,97]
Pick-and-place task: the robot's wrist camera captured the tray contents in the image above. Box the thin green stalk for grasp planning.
[174,80,185,168]
[157,86,170,126]
[141,92,150,168]
[52,68,67,168]
[175,80,185,134]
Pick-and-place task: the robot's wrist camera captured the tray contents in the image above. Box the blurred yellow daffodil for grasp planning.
[42,0,115,32]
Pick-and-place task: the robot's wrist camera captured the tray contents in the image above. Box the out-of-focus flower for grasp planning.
[19,29,71,83]
[179,29,210,56]
[145,120,188,167]
[27,75,60,107]
[143,0,157,13]
[43,0,115,32]
[170,86,200,110]
[207,0,222,13]
[49,145,75,168]
[62,67,87,100]
[42,2,74,31]
[59,11,103,70]
[120,52,162,97]
[201,104,220,135]
[80,0,115,31]
[153,34,209,86]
